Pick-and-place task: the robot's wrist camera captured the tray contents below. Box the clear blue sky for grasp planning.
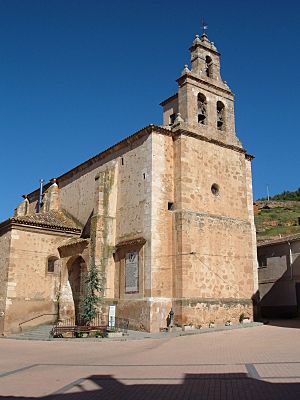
[0,0,299,221]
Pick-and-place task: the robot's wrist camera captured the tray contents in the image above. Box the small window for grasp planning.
[47,256,58,273]
[197,93,207,125]
[258,256,267,268]
[121,157,124,166]
[169,113,176,125]
[217,101,225,131]
[168,202,174,211]
[211,183,220,196]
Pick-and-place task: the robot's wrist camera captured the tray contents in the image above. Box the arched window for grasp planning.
[197,93,207,125]
[217,101,225,131]
[47,256,58,273]
[205,56,213,77]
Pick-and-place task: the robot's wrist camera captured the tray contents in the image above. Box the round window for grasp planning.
[211,183,220,196]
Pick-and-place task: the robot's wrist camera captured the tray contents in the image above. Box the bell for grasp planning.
[198,114,205,123]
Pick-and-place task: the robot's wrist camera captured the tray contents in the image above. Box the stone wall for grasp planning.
[107,132,175,332]
[255,200,300,209]
[176,135,250,219]
[172,134,256,325]
[58,135,151,230]
[162,95,178,126]
[59,133,155,329]
[149,133,174,331]
[0,230,11,335]
[245,159,259,295]
[175,299,253,326]
[3,227,76,333]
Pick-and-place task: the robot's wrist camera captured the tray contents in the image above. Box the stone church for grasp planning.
[0,33,258,334]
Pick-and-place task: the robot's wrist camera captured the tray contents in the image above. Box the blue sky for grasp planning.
[0,0,299,221]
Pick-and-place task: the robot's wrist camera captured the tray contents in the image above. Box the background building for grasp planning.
[257,235,300,318]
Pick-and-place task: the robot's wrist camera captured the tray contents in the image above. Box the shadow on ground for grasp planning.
[264,318,300,329]
[1,373,300,400]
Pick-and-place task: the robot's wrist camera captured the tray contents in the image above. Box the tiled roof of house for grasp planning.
[257,233,300,247]
[58,237,89,250]
[1,210,82,233]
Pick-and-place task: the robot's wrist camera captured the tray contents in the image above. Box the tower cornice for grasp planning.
[189,43,220,56]
[172,126,254,160]
[177,73,233,97]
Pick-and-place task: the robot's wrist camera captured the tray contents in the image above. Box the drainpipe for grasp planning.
[288,241,293,280]
[37,179,44,213]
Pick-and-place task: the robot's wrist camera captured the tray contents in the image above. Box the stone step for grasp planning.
[8,324,54,341]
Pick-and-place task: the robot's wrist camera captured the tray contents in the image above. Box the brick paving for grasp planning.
[1,321,300,399]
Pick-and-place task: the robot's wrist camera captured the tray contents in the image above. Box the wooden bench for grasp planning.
[51,324,107,338]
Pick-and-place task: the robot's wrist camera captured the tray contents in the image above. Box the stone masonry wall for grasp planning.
[0,230,11,335]
[245,159,259,296]
[4,227,75,333]
[176,135,250,219]
[113,134,153,328]
[149,133,174,331]
[60,134,154,327]
[59,135,150,230]
[172,134,256,325]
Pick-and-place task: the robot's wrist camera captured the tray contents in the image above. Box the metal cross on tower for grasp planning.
[201,18,208,35]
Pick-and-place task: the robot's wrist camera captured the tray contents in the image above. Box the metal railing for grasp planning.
[19,313,58,332]
[55,313,104,328]
[53,313,129,334]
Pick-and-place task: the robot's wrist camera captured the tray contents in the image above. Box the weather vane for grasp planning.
[201,18,208,35]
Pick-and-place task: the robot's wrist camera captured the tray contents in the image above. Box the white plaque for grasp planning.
[108,304,116,328]
[125,252,139,293]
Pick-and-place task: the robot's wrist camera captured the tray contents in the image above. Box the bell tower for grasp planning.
[161,33,242,149]
[160,32,257,328]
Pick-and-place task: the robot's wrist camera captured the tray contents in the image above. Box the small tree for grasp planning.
[80,261,104,325]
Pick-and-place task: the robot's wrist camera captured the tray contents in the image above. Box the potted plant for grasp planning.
[239,313,251,324]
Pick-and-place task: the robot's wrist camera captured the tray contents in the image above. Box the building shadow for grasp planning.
[264,317,300,329]
[1,372,300,400]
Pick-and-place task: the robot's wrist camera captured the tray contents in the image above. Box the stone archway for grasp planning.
[67,256,87,325]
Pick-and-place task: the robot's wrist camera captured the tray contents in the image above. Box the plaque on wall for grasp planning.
[108,304,116,328]
[125,252,139,293]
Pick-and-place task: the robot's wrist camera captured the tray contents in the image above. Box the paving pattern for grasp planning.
[1,321,300,399]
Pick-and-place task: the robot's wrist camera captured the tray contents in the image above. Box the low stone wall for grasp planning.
[103,297,253,332]
[173,298,253,327]
[255,200,300,209]
[106,298,172,332]
[4,300,57,334]
[110,299,151,331]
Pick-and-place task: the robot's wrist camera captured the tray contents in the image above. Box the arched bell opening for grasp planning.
[205,56,213,78]
[197,93,207,125]
[217,101,225,131]
[67,256,87,325]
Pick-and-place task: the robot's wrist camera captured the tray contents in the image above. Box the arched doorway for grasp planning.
[67,256,87,325]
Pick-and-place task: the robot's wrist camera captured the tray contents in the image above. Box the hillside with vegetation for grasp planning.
[258,187,300,202]
[254,188,300,239]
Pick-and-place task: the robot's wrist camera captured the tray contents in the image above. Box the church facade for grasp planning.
[0,33,258,334]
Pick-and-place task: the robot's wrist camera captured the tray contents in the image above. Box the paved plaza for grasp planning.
[1,321,300,399]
